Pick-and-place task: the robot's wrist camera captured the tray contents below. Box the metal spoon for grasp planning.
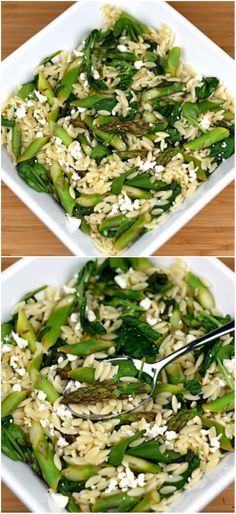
[64,320,234,421]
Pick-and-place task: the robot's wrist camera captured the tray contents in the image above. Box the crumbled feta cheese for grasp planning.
[70,312,79,323]
[34,109,46,126]
[55,404,73,419]
[36,131,43,138]
[75,321,81,331]
[114,274,128,289]
[80,72,87,81]
[154,165,164,174]
[63,285,76,294]
[146,315,157,326]
[71,171,80,181]
[48,490,69,510]
[26,100,34,107]
[57,436,69,448]
[11,331,28,348]
[118,465,146,491]
[92,67,100,79]
[86,308,96,322]
[65,215,81,233]
[223,358,235,375]
[40,418,47,428]
[10,356,19,369]
[139,297,151,311]
[117,44,128,52]
[74,381,82,389]
[54,136,62,146]
[34,89,47,103]
[134,60,144,70]
[140,160,156,172]
[110,202,119,215]
[16,368,26,376]
[1,344,12,353]
[68,141,83,160]
[104,478,118,494]
[165,430,177,440]
[119,194,139,213]
[67,354,78,362]
[37,390,47,401]
[200,116,211,130]
[12,384,22,392]
[15,105,26,119]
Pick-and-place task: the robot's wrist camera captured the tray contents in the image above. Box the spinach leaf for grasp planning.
[93,97,117,113]
[210,136,234,164]
[83,30,108,91]
[1,320,15,343]
[125,173,168,191]
[108,430,145,466]
[58,478,85,494]
[113,12,148,41]
[182,102,202,130]
[75,261,106,335]
[111,60,136,91]
[17,158,53,193]
[1,116,15,127]
[165,127,182,143]
[105,297,144,317]
[160,451,200,495]
[41,337,66,367]
[1,417,41,476]
[17,80,37,100]
[195,77,219,99]
[116,316,161,359]
[112,359,139,380]
[184,379,201,395]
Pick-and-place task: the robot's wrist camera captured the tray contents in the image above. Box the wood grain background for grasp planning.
[1,1,234,256]
[1,257,234,512]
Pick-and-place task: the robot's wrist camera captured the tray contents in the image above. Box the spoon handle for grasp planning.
[154,320,234,372]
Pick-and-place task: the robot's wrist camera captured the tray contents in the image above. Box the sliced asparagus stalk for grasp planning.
[61,382,151,405]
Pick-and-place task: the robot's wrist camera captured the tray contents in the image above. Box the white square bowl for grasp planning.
[1,0,234,256]
[1,256,234,512]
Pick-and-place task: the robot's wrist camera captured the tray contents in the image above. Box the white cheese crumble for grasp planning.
[165,430,177,440]
[146,314,157,326]
[34,89,47,103]
[57,436,69,448]
[200,116,211,130]
[92,67,100,79]
[11,331,28,348]
[154,165,164,174]
[55,404,73,419]
[68,141,83,160]
[117,44,128,52]
[37,390,47,401]
[48,490,69,511]
[12,384,22,392]
[15,105,26,119]
[65,215,81,233]
[134,60,144,70]
[70,312,80,323]
[104,478,118,494]
[1,344,12,353]
[86,308,96,322]
[118,465,146,491]
[36,131,43,138]
[16,367,26,376]
[140,160,156,172]
[119,194,140,213]
[140,297,151,311]
[114,274,128,289]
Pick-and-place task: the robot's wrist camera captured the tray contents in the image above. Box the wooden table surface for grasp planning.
[1,257,234,512]
[1,1,234,257]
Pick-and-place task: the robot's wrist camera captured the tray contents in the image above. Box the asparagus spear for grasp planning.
[16,310,37,352]
[201,416,233,451]
[155,147,181,166]
[202,391,234,413]
[132,490,160,512]
[167,407,202,432]
[17,136,49,163]
[76,134,91,155]
[187,271,215,309]
[84,115,127,151]
[28,360,59,404]
[127,439,183,463]
[29,421,61,490]
[1,116,15,127]
[154,383,185,395]
[123,185,152,199]
[61,464,98,481]
[57,56,83,104]
[114,212,151,252]
[68,367,96,383]
[166,47,181,77]
[38,71,54,106]
[50,161,75,214]
[60,338,113,356]
[76,194,102,207]
[142,82,185,102]
[92,492,140,513]
[98,119,167,136]
[123,454,161,473]
[12,125,21,158]
[41,294,75,349]
[118,411,157,425]
[183,153,207,180]
[118,149,149,160]
[184,127,229,150]
[61,382,151,405]
[108,430,146,466]
[49,120,73,146]
[1,391,29,418]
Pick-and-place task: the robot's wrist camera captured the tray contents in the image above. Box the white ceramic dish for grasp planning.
[1,0,234,256]
[1,256,234,512]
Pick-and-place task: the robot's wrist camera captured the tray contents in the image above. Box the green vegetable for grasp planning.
[17,158,53,193]
[125,173,168,192]
[201,416,233,451]
[61,382,151,405]
[84,115,126,151]
[75,261,106,336]
[16,310,37,352]
[187,271,215,309]
[184,379,201,395]
[68,367,96,383]
[195,77,219,99]
[108,430,145,466]
[17,81,36,100]
[154,383,185,395]
[160,451,200,495]
[210,136,234,164]
[12,125,21,158]
[113,11,149,41]
[1,116,14,127]
[76,194,102,208]
[40,50,61,65]
[116,315,161,359]
[155,147,181,166]
[17,136,49,163]
[123,454,161,474]
[83,29,108,91]
[41,294,75,349]
[111,167,138,195]
[184,127,229,151]
[182,102,202,131]
[167,407,202,432]
[166,361,185,385]
[123,185,152,199]
[132,490,160,512]
[1,417,41,476]
[57,56,83,103]
[1,391,29,418]
[21,285,48,301]
[142,83,185,102]
[28,363,59,404]
[1,320,15,343]
[29,421,61,490]
[115,212,151,252]
[50,161,75,213]
[147,271,172,294]
[92,492,139,513]
[118,411,157,425]
[61,464,98,481]
[99,119,167,136]
[37,72,54,106]
[198,99,223,113]
[183,153,207,180]
[166,47,181,76]
[202,391,234,412]
[61,338,113,356]
[127,439,183,463]
[50,121,73,146]
[90,144,111,163]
